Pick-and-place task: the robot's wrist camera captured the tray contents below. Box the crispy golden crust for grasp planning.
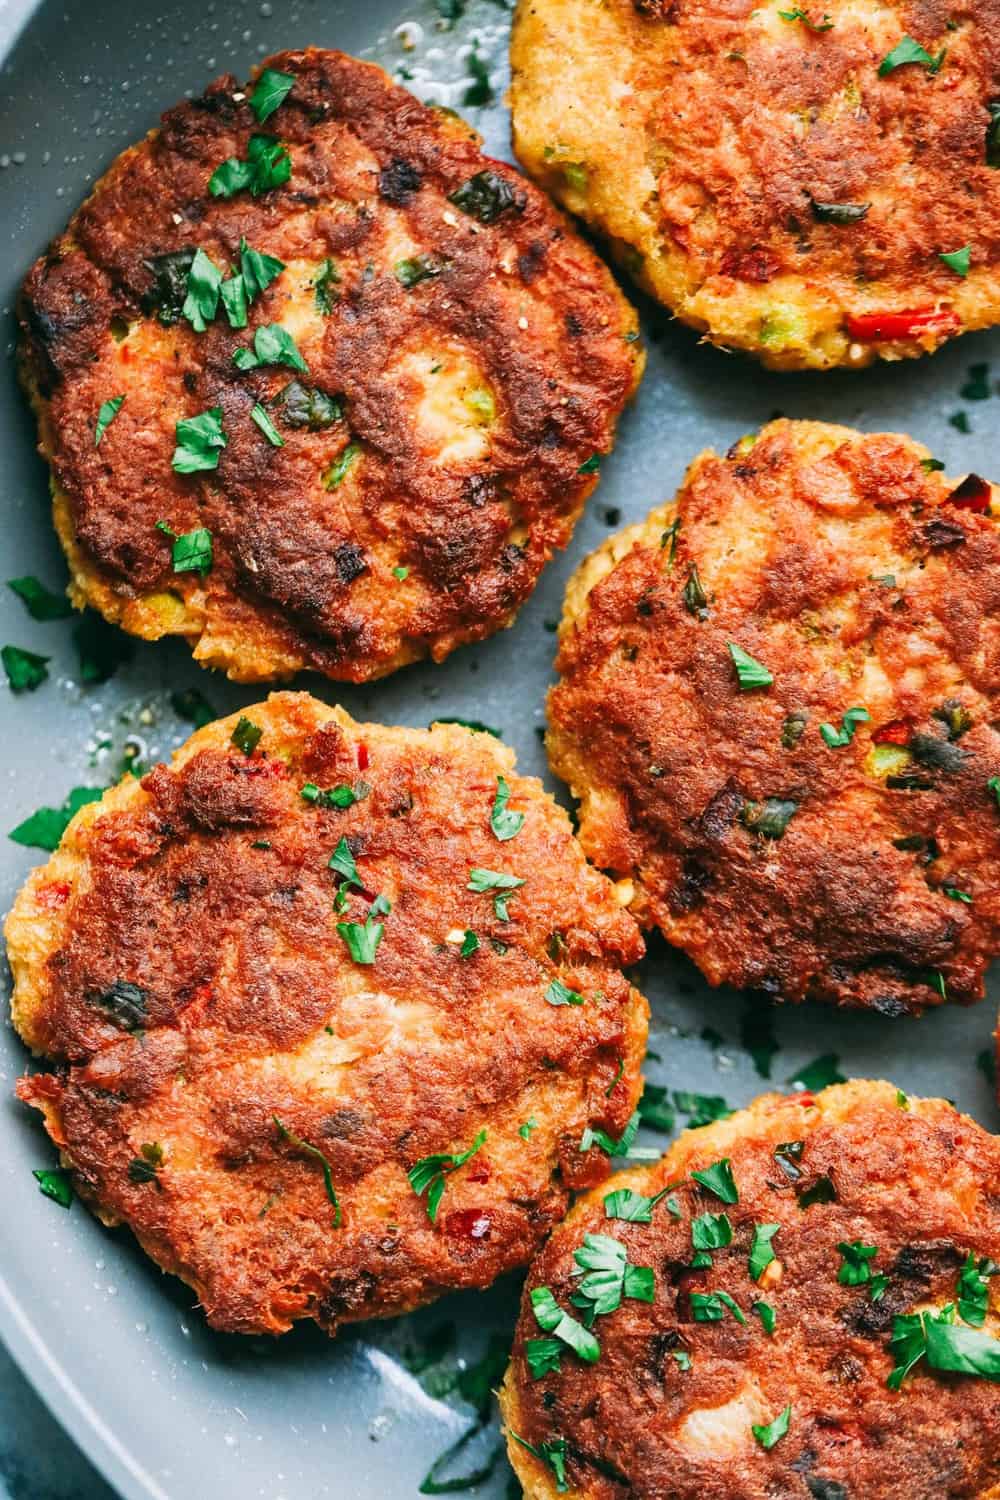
[548,419,1000,1014]
[19,48,643,683]
[510,0,1000,370]
[5,692,647,1335]
[500,1081,1000,1500]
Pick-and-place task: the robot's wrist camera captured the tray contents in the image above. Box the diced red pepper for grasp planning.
[946,473,992,513]
[357,742,369,771]
[36,881,71,910]
[444,1208,492,1240]
[872,720,911,746]
[845,308,961,342]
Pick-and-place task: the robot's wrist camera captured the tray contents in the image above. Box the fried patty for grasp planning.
[500,1080,1000,1500]
[510,0,1000,370]
[5,692,647,1335]
[547,419,1000,1014]
[19,48,643,683]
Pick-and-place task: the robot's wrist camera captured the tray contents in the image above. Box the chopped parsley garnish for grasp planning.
[749,1223,781,1282]
[691,1157,739,1204]
[787,1053,845,1091]
[323,442,361,489]
[209,133,291,198]
[393,565,410,580]
[889,1303,1000,1387]
[571,1232,654,1317]
[778,7,833,27]
[957,1253,997,1327]
[529,1286,600,1371]
[939,245,972,278]
[240,236,285,300]
[943,886,972,902]
[870,1272,890,1302]
[519,1118,538,1140]
[3,645,49,693]
[337,894,390,965]
[95,393,125,445]
[249,67,295,123]
[181,247,223,332]
[33,1168,73,1208]
[313,257,340,314]
[798,1173,838,1208]
[459,929,479,959]
[672,1349,693,1370]
[878,34,945,74]
[328,836,360,887]
[408,1128,486,1222]
[467,866,524,920]
[660,517,681,565]
[233,322,308,373]
[231,715,263,755]
[172,406,227,473]
[820,705,870,748]
[462,46,494,107]
[447,169,525,224]
[638,1083,675,1132]
[395,253,446,289]
[683,563,709,617]
[577,453,601,475]
[509,1433,568,1494]
[279,381,342,429]
[837,1239,878,1285]
[9,785,103,851]
[692,1211,733,1254]
[752,1404,791,1450]
[489,775,524,840]
[545,978,583,1007]
[127,1141,164,1183]
[301,781,364,809]
[219,274,247,328]
[603,1186,676,1223]
[156,522,213,575]
[674,1091,734,1127]
[579,1110,641,1158]
[273,1115,341,1226]
[753,1300,776,1334]
[727,642,773,691]
[741,797,797,839]
[7,576,71,620]
[251,403,284,447]
[691,1290,746,1325]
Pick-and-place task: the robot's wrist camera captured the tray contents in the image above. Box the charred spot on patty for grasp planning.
[18,47,643,685]
[548,420,1000,1014]
[6,692,647,1338]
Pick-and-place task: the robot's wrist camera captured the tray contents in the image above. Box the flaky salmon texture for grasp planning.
[511,0,1000,369]
[549,419,1000,1015]
[501,1081,1000,1500]
[19,46,643,683]
[6,692,648,1335]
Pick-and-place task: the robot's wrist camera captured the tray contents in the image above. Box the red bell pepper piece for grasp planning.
[846,307,961,342]
[946,473,991,513]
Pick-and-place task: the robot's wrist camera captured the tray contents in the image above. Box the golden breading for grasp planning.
[510,0,1000,369]
[6,692,647,1336]
[548,419,1000,1014]
[500,1081,1000,1500]
[18,47,643,683]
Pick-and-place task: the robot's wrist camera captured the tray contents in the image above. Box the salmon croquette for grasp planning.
[510,0,1000,369]
[18,48,643,684]
[500,1080,1000,1500]
[547,419,1000,1014]
[5,692,647,1335]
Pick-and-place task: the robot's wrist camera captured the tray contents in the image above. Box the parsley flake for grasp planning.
[529,1286,600,1371]
[519,1118,538,1140]
[691,1290,746,1325]
[251,403,285,447]
[209,134,291,198]
[323,443,361,490]
[273,1115,341,1225]
[752,1300,777,1334]
[509,1433,568,1494]
[571,1232,655,1318]
[95,394,125,445]
[408,1129,487,1222]
[728,642,773,691]
[603,1186,676,1223]
[181,247,223,332]
[838,1239,878,1285]
[752,1404,792,1450]
[7,576,71,621]
[545,978,583,1007]
[231,715,263,755]
[957,1253,997,1328]
[820,705,870,748]
[489,775,524,841]
[33,1168,74,1208]
[889,1304,1000,1387]
[249,67,295,123]
[337,895,390,965]
[3,645,49,693]
[691,1158,739,1204]
[939,245,972,278]
[313,257,340,314]
[879,34,945,74]
[750,1223,781,1282]
[233,322,308,373]
[156,522,213,575]
[172,407,227,473]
